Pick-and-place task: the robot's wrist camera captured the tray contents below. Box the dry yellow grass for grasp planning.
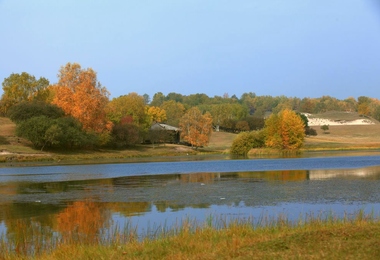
[6,215,379,260]
[304,124,380,150]
[0,117,15,137]
[206,131,236,151]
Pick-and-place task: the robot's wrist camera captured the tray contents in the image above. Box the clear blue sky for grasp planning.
[1,0,380,100]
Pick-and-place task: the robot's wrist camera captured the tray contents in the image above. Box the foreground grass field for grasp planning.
[2,213,380,259]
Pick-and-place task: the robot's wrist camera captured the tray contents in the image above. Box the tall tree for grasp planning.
[0,72,50,114]
[52,63,112,134]
[264,109,305,150]
[179,107,213,149]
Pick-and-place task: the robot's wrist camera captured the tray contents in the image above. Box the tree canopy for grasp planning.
[52,63,112,134]
[264,109,305,150]
[179,107,213,149]
[0,72,50,114]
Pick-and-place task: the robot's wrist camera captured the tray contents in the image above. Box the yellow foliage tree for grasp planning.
[146,106,167,123]
[106,92,150,131]
[179,107,213,149]
[52,63,112,134]
[264,109,305,150]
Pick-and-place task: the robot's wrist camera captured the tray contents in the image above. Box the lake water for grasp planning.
[1,154,380,247]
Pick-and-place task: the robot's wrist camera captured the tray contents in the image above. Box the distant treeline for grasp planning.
[148,92,379,129]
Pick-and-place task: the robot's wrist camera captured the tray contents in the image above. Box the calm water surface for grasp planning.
[1,154,380,245]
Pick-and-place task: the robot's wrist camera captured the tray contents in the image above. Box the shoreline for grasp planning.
[2,145,380,168]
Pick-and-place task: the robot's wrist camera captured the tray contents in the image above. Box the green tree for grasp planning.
[7,101,64,123]
[161,100,185,126]
[264,109,305,150]
[16,116,54,149]
[16,115,96,150]
[143,93,150,104]
[150,92,166,107]
[166,92,183,103]
[0,72,50,114]
[321,124,329,134]
[243,116,265,130]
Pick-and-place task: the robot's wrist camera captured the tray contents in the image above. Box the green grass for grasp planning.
[1,211,379,259]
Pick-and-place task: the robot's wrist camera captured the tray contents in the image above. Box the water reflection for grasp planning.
[1,164,380,255]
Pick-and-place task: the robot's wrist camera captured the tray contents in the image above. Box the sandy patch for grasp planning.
[303,113,375,126]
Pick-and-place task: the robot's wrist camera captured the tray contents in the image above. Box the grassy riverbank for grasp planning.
[2,212,380,259]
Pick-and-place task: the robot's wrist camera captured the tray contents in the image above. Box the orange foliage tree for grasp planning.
[179,107,213,149]
[51,63,112,134]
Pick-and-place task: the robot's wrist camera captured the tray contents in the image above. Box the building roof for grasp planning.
[151,123,180,131]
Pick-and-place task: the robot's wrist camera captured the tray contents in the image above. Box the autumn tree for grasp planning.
[357,96,371,116]
[179,107,213,149]
[264,109,305,150]
[146,106,167,123]
[106,93,152,145]
[106,93,148,125]
[235,120,250,132]
[0,72,50,114]
[52,63,112,134]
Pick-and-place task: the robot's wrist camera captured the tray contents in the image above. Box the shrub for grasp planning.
[230,130,265,155]
[305,127,317,136]
[321,125,329,134]
[16,116,96,150]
